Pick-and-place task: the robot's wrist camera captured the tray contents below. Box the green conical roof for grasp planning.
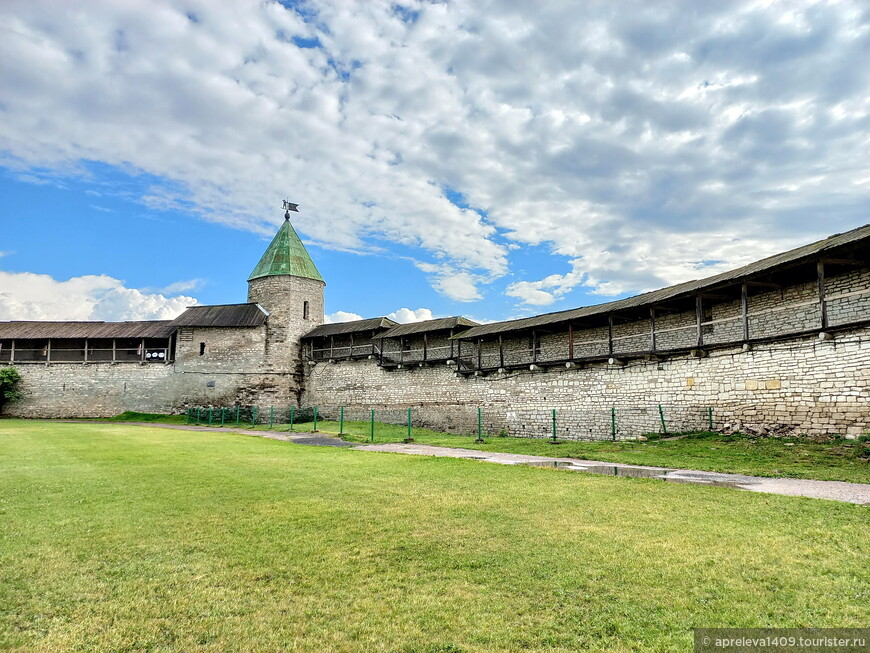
[248,217,324,283]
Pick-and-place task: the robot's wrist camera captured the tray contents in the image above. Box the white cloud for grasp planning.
[0,271,197,321]
[386,308,434,324]
[324,310,363,324]
[325,307,435,324]
[158,278,204,294]
[1,1,869,309]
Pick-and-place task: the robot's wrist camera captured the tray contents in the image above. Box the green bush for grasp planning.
[0,367,23,414]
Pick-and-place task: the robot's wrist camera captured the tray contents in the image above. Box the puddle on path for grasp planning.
[523,460,749,490]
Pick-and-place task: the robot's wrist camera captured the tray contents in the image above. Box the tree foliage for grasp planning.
[0,367,23,413]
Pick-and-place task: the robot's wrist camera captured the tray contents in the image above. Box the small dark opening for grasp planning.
[303,300,310,320]
[199,342,206,356]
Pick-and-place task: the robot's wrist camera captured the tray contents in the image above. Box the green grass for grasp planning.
[220,417,870,484]
[1,420,867,652]
[103,411,187,424]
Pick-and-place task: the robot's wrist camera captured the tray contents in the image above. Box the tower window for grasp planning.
[303,301,310,320]
[199,342,206,356]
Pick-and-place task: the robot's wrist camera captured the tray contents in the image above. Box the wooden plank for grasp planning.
[499,334,505,368]
[649,308,656,352]
[476,338,482,370]
[423,332,428,362]
[741,283,749,341]
[695,295,704,347]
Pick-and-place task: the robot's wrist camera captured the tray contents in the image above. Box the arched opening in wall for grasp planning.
[303,301,310,320]
[199,342,206,356]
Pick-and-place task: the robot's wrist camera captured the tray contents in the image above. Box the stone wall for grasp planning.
[305,327,870,439]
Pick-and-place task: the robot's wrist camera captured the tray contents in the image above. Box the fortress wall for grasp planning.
[305,327,870,438]
[4,363,179,418]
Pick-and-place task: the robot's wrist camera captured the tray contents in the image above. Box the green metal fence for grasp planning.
[184,403,718,442]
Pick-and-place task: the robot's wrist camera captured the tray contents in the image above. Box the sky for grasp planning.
[1,0,869,325]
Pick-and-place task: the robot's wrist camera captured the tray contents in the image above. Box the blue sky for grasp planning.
[2,1,869,324]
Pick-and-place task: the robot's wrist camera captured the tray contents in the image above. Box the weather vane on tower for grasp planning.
[282,199,299,220]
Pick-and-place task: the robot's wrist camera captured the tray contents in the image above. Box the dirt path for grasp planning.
[56,421,870,505]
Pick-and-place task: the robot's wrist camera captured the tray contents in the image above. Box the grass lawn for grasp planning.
[1,420,867,652]
[223,417,870,484]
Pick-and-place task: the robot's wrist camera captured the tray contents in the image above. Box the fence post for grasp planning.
[551,409,557,443]
[269,405,274,429]
[186,407,192,424]
[339,406,345,434]
[220,407,226,426]
[475,406,484,443]
[658,404,667,436]
[235,405,240,427]
[289,406,295,431]
[370,409,375,442]
[313,406,318,432]
[708,406,713,431]
[196,406,202,425]
[208,407,213,426]
[404,407,414,443]
[252,406,258,426]
[611,407,616,441]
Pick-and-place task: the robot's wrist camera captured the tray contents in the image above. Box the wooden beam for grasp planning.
[498,334,505,368]
[330,335,334,359]
[745,280,782,289]
[531,329,538,363]
[821,257,863,267]
[741,283,749,341]
[699,292,729,301]
[476,338,482,370]
[449,328,454,359]
[608,315,614,356]
[423,332,428,362]
[817,259,828,329]
[568,324,574,360]
[84,338,89,363]
[649,308,657,352]
[695,295,704,347]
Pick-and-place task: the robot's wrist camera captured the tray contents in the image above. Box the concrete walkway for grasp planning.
[66,422,870,505]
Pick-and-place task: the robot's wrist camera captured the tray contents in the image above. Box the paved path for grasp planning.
[59,422,870,505]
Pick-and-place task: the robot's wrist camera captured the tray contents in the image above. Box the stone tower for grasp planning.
[247,211,325,378]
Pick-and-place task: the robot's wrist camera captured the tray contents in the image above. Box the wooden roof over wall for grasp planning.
[170,303,268,328]
[0,321,175,339]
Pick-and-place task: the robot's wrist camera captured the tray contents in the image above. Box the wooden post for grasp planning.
[568,323,575,360]
[329,335,334,359]
[817,259,828,329]
[649,308,656,352]
[84,338,89,363]
[349,332,354,358]
[112,339,117,363]
[476,338,482,370]
[695,295,704,347]
[608,315,614,356]
[46,339,51,364]
[457,338,461,366]
[532,329,538,363]
[371,330,376,356]
[141,338,146,362]
[741,283,749,341]
[449,328,454,359]
[10,339,14,363]
[498,334,505,368]
[379,337,384,365]
[423,333,428,362]
[399,337,404,365]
